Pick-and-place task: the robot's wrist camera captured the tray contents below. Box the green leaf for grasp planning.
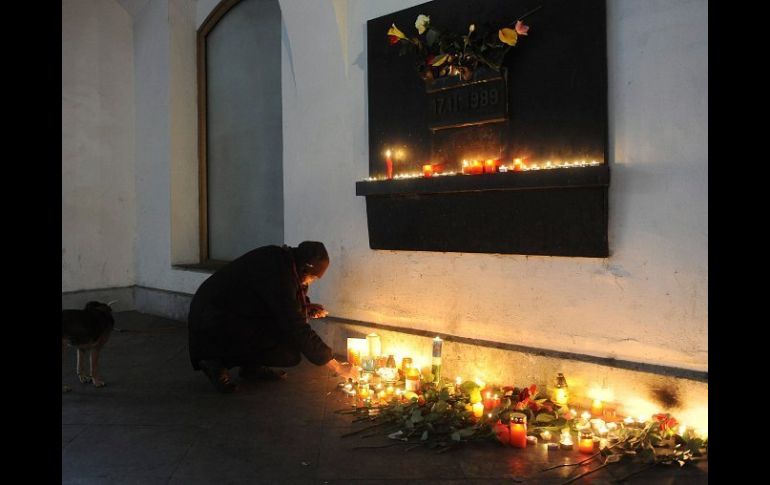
[426,28,439,47]
[431,54,449,66]
[421,430,429,441]
[451,431,461,441]
[439,388,450,401]
[410,409,424,423]
[458,427,476,437]
[534,413,555,423]
[460,381,480,393]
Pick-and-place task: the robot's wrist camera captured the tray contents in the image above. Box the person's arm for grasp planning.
[259,262,333,365]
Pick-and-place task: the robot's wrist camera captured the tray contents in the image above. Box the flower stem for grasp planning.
[559,463,610,484]
[517,5,543,22]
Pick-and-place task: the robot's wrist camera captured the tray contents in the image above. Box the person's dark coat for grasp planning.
[188,245,333,370]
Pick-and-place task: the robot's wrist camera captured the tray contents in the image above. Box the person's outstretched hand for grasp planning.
[308,303,328,319]
[326,358,355,379]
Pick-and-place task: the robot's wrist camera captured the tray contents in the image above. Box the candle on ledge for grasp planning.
[472,402,484,418]
[540,430,553,441]
[366,333,382,358]
[422,164,434,177]
[346,338,367,367]
[405,367,421,392]
[385,150,393,180]
[472,160,484,174]
[509,413,527,448]
[513,158,524,171]
[484,158,500,174]
[552,373,569,406]
[559,429,573,450]
[591,399,604,417]
[578,432,595,454]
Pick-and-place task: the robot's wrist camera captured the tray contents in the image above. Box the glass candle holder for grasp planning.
[509,413,527,448]
[552,372,569,406]
[578,431,595,454]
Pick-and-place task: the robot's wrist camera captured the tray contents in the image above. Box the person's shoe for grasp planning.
[198,359,238,393]
[239,365,288,381]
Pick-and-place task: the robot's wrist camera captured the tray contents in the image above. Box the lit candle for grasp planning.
[591,399,604,417]
[357,383,370,398]
[483,391,494,410]
[461,160,470,174]
[346,338,367,366]
[623,417,634,425]
[559,429,573,450]
[422,164,434,177]
[552,373,569,406]
[472,402,484,418]
[526,435,538,446]
[513,158,524,171]
[484,158,500,174]
[366,333,382,358]
[405,367,421,392]
[385,150,393,179]
[472,160,484,174]
[386,384,395,396]
[509,413,527,448]
[546,442,559,451]
[578,432,595,454]
[540,430,553,441]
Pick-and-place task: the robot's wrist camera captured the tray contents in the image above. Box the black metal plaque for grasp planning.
[426,75,508,131]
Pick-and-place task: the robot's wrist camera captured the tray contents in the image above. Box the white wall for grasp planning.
[280,0,708,372]
[127,0,707,372]
[62,0,137,292]
[134,0,209,294]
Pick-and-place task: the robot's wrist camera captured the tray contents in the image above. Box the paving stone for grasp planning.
[61,311,708,484]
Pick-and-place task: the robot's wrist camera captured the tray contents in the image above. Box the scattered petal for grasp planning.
[499,28,518,46]
[415,14,430,35]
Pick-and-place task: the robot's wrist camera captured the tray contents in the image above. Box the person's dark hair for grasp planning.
[295,241,329,278]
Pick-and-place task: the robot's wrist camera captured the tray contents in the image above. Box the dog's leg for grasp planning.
[62,339,71,393]
[77,348,92,384]
[89,347,105,388]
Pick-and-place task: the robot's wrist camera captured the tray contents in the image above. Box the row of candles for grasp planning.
[365,157,602,181]
[343,336,699,453]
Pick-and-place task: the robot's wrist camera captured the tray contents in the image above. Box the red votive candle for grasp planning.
[578,431,595,454]
[422,164,434,177]
[484,159,500,174]
[509,413,527,448]
[472,160,484,174]
[591,399,604,417]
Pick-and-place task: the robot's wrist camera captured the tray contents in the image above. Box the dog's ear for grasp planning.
[85,301,112,313]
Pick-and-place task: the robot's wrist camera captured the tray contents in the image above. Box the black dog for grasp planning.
[62,301,115,391]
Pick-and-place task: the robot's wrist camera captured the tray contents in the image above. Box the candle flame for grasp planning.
[385,149,391,158]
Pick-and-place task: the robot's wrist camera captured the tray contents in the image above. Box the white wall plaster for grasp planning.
[281,0,707,372]
[69,0,706,372]
[62,0,137,292]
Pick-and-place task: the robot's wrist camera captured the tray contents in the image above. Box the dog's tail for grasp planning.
[106,300,126,332]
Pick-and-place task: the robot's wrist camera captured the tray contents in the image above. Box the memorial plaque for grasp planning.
[426,71,508,131]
